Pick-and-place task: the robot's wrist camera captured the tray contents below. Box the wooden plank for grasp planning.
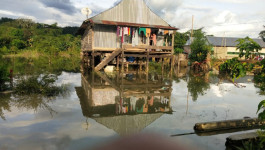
[94,71,121,92]
[146,51,149,73]
[94,49,122,71]
[123,45,172,50]
[83,49,171,53]
[123,92,171,97]
[124,54,172,58]
[121,84,171,88]
[93,47,117,51]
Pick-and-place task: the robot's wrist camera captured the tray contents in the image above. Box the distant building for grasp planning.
[184,36,265,59]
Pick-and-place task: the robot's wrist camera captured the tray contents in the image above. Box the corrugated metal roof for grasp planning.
[90,0,174,27]
[206,36,265,48]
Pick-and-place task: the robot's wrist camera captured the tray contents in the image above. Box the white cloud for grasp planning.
[215,0,257,3]
[0,0,264,37]
[214,11,237,24]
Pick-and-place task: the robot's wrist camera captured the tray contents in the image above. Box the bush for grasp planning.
[11,39,26,49]
[219,58,248,82]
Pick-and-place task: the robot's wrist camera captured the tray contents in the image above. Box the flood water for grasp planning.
[0,57,264,150]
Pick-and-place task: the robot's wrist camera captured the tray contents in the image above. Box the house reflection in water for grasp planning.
[76,69,173,135]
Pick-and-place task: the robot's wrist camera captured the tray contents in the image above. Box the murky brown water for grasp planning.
[0,64,264,149]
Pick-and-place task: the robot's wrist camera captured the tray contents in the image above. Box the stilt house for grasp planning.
[78,0,178,71]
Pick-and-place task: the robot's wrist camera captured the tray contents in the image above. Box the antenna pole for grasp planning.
[191,15,194,39]
[86,9,89,19]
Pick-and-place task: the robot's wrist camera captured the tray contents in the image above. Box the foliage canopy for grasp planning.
[174,32,189,54]
[0,17,80,55]
[189,29,212,63]
[236,37,262,59]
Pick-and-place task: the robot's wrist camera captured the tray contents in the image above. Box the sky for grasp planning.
[0,0,264,38]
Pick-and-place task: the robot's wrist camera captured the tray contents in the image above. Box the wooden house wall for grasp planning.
[94,24,118,48]
[81,28,93,51]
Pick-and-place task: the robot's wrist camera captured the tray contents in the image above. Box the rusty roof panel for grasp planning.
[95,20,178,30]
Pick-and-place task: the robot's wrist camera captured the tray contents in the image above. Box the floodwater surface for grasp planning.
[0,59,264,150]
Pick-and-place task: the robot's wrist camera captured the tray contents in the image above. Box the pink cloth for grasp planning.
[151,34,157,46]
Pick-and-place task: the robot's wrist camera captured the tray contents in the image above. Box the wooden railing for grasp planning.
[122,45,173,50]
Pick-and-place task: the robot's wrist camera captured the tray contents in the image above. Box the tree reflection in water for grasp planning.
[0,94,11,120]
[0,93,59,120]
[187,73,210,101]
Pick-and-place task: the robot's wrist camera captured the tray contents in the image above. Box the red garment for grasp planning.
[121,28,124,43]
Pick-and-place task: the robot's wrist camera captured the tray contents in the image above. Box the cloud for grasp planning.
[147,0,183,18]
[213,11,237,24]
[0,0,264,37]
[39,0,77,15]
[215,0,256,3]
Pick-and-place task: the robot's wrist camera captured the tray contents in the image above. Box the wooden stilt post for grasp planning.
[162,58,164,75]
[140,60,142,72]
[126,62,129,72]
[146,50,149,73]
[92,52,95,70]
[116,55,120,71]
[171,32,175,73]
[121,48,124,72]
[177,54,180,73]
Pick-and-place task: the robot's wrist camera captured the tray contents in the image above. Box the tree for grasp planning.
[260,26,265,42]
[174,32,189,54]
[189,29,212,62]
[236,36,262,59]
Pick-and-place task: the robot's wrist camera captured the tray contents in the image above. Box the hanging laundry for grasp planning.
[159,29,164,35]
[132,28,134,36]
[151,33,157,46]
[124,27,128,35]
[146,28,151,37]
[148,96,154,106]
[121,28,124,43]
[128,27,130,36]
[164,30,169,35]
[132,28,139,46]
[130,96,137,111]
[139,28,146,36]
[143,104,148,113]
[117,26,121,36]
[119,28,122,37]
